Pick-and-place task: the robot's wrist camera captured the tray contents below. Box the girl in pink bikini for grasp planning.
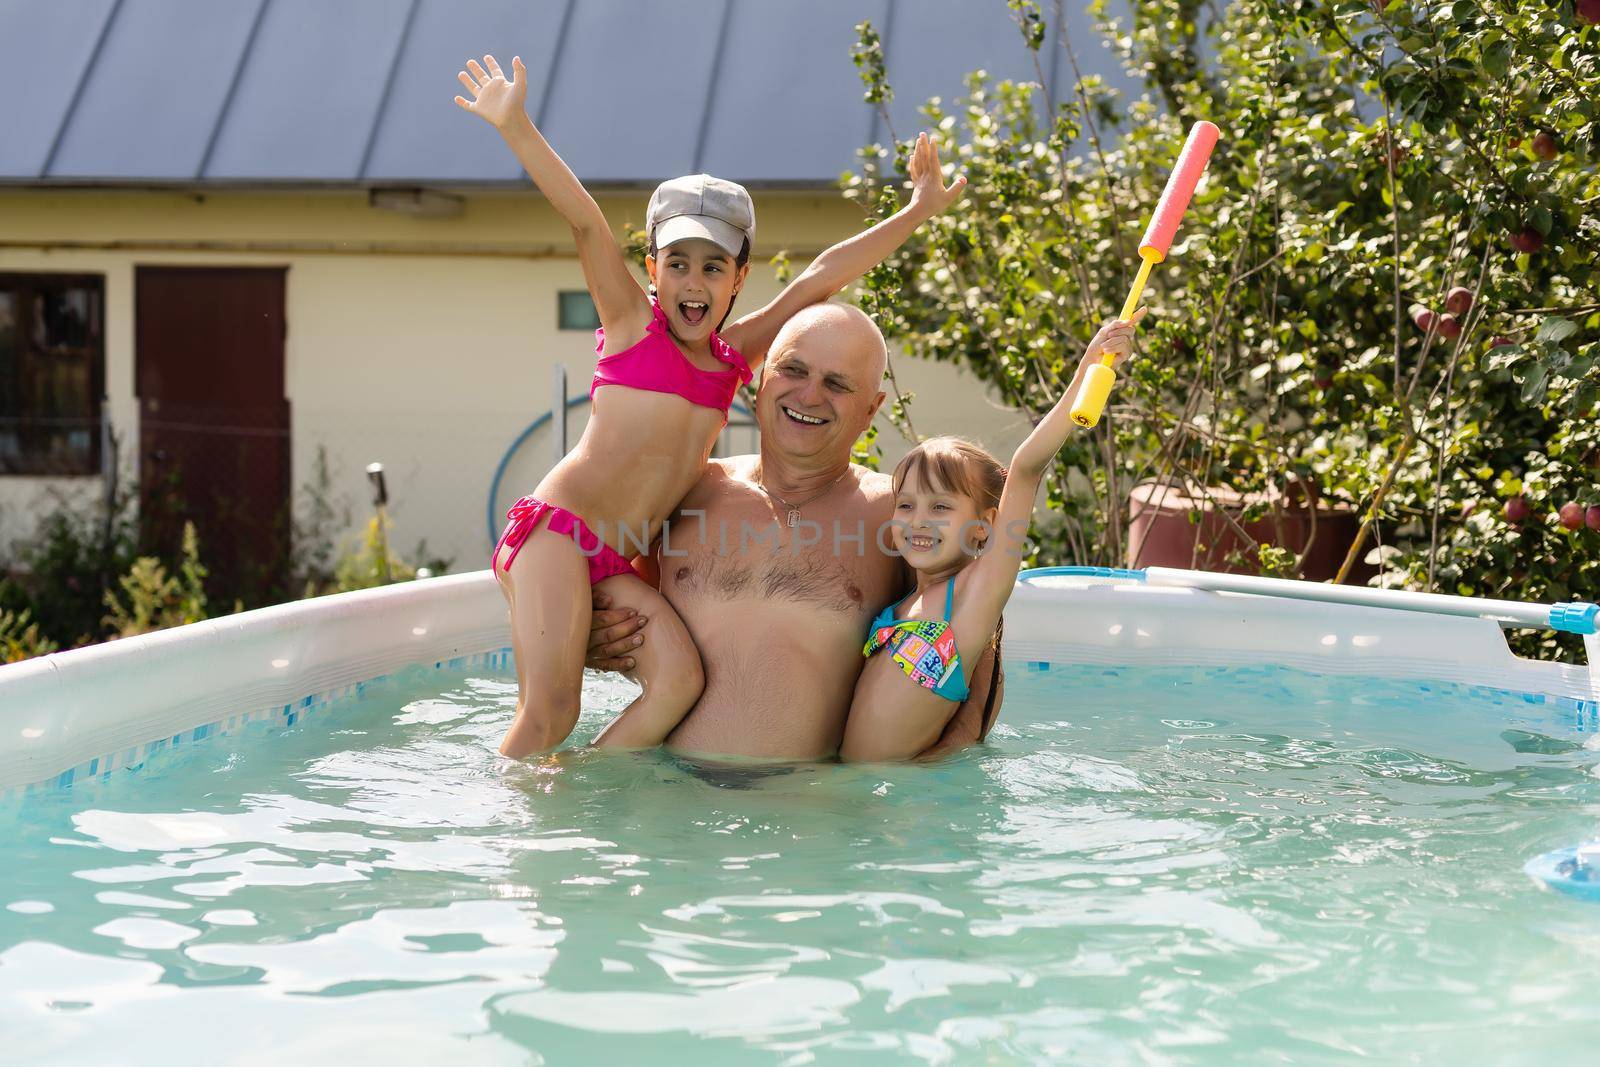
[455,54,966,757]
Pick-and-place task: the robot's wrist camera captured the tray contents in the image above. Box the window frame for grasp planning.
[557,289,601,332]
[0,272,107,477]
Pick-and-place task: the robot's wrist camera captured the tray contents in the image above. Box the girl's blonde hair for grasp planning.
[892,436,1005,513]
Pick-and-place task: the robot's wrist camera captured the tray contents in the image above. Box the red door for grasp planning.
[136,267,290,606]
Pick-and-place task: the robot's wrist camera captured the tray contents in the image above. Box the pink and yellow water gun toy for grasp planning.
[1070,120,1221,428]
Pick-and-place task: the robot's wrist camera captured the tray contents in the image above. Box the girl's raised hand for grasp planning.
[1084,306,1148,367]
[906,132,968,219]
[454,54,528,130]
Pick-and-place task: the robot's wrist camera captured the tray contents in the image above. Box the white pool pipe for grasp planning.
[1142,567,1597,637]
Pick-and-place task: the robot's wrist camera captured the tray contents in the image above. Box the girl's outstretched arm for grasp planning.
[721,132,966,366]
[957,310,1147,633]
[456,54,649,339]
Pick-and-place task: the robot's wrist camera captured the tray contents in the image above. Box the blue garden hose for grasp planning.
[486,398,755,547]
[1019,566,1148,583]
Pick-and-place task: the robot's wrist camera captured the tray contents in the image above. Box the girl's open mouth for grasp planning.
[680,301,709,326]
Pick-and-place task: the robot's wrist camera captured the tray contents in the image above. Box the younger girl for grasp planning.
[455,54,967,757]
[840,309,1146,761]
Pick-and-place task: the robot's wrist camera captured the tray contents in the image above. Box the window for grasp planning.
[0,274,105,475]
[558,290,600,331]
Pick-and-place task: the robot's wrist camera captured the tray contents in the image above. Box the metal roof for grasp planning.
[4,0,1139,187]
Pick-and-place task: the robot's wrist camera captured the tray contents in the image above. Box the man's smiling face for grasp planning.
[756,305,887,464]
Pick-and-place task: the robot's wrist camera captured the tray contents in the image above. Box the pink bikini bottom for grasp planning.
[493,496,635,586]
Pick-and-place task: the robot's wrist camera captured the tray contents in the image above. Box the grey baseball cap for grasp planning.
[646,174,756,258]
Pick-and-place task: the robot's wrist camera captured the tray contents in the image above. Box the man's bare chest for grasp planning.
[659,497,897,615]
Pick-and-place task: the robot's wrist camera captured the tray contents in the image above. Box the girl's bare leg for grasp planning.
[494,527,591,758]
[589,573,704,748]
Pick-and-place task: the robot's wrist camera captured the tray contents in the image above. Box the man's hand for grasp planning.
[454,54,528,131]
[917,644,1003,760]
[906,131,967,219]
[586,590,647,672]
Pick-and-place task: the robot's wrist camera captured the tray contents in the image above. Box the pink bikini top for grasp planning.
[590,301,752,420]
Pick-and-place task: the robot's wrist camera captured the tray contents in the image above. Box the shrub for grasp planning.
[331,515,415,592]
[292,445,349,595]
[8,487,141,647]
[0,608,58,664]
[848,0,1597,657]
[102,521,209,639]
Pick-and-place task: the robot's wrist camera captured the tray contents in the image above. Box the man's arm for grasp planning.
[916,637,1004,761]
[586,550,659,672]
[588,463,730,672]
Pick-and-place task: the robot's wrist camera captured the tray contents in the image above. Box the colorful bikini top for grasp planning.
[590,300,752,421]
[863,580,969,703]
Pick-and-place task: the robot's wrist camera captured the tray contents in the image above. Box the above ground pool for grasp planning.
[3,569,1598,1063]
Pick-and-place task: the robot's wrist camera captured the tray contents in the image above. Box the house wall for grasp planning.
[0,187,1030,572]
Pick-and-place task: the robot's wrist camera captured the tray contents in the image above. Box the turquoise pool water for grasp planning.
[5,663,1600,1064]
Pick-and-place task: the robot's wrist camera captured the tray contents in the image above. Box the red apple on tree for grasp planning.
[1532,131,1560,161]
[1560,502,1585,531]
[1578,0,1600,27]
[1438,314,1462,339]
[1510,228,1545,253]
[1587,506,1600,532]
[1369,130,1406,166]
[1445,287,1474,316]
[1411,305,1438,333]
[1505,496,1531,524]
[1488,335,1515,348]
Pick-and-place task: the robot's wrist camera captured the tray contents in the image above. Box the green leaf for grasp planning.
[1482,40,1511,77]
[1534,316,1578,344]
[1518,363,1549,403]
[1487,349,1522,373]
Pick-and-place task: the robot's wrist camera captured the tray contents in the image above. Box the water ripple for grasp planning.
[6,662,1600,1063]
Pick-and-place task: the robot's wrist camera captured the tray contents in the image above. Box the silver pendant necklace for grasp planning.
[756,466,849,527]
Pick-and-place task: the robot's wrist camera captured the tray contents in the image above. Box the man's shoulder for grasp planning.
[702,456,754,487]
[686,457,754,508]
[850,464,893,497]
[703,455,891,505]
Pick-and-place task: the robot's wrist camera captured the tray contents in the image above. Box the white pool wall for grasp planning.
[1,573,507,798]
[2,569,1596,797]
[1007,574,1598,702]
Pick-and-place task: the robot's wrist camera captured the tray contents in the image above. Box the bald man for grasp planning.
[588,304,1002,759]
